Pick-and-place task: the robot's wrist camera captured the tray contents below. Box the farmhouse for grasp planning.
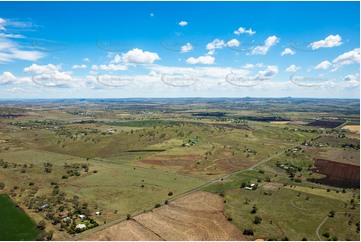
[38,204,49,211]
[78,214,86,220]
[62,217,71,223]
[95,211,101,216]
[76,224,87,229]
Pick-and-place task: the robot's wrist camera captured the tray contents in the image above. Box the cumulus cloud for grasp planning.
[206,39,225,55]
[281,48,295,56]
[234,27,256,35]
[342,74,360,88]
[332,48,360,70]
[0,71,17,85]
[250,35,279,55]
[241,63,264,69]
[121,48,160,64]
[72,64,87,69]
[83,58,90,62]
[24,64,61,74]
[24,63,75,88]
[181,43,193,53]
[309,34,342,50]
[92,64,128,71]
[256,65,278,79]
[186,55,215,65]
[314,60,332,70]
[226,39,240,47]
[286,64,300,72]
[0,18,5,31]
[178,21,188,27]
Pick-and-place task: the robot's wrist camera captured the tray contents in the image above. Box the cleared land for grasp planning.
[342,125,360,133]
[84,191,246,241]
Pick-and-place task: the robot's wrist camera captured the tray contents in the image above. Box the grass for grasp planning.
[65,163,206,216]
[0,194,40,241]
[218,184,358,240]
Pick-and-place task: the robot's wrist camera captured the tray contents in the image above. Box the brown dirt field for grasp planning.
[270,121,289,124]
[84,220,163,241]
[138,155,203,166]
[308,159,360,188]
[84,191,246,241]
[342,125,360,134]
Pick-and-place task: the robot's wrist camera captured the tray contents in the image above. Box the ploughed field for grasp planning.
[308,159,360,188]
[84,191,245,241]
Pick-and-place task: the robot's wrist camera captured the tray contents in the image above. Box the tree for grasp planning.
[329,210,336,217]
[243,229,254,236]
[37,220,46,230]
[126,214,131,220]
[253,216,262,224]
[168,191,173,196]
[251,205,258,214]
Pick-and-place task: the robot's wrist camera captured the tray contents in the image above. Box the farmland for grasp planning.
[0,98,359,240]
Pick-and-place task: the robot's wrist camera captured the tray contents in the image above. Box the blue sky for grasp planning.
[0,1,359,98]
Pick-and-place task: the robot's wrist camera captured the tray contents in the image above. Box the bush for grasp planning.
[168,191,173,196]
[126,214,131,220]
[227,217,233,221]
[0,182,4,190]
[62,175,69,179]
[243,229,254,236]
[155,203,161,208]
[322,232,330,238]
[253,216,262,224]
[251,205,258,214]
[29,182,35,186]
[294,178,302,183]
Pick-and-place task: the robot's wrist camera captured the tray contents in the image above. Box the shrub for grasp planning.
[253,216,262,224]
[155,204,161,208]
[243,229,254,236]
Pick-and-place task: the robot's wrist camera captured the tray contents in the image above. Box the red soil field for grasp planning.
[308,159,360,188]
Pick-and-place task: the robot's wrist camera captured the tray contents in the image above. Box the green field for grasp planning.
[0,194,40,241]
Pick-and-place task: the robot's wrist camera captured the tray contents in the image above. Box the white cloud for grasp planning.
[206,39,225,55]
[24,64,61,74]
[72,64,87,69]
[281,48,295,56]
[250,35,279,55]
[241,63,264,69]
[234,27,256,35]
[150,13,155,17]
[242,64,255,69]
[0,18,5,31]
[93,64,128,71]
[0,20,45,62]
[314,60,332,70]
[332,48,360,70]
[226,39,240,47]
[186,55,215,65]
[178,21,188,27]
[309,34,342,50]
[83,58,90,62]
[342,74,360,88]
[0,71,16,85]
[286,64,300,72]
[257,65,278,79]
[121,48,160,64]
[23,63,76,88]
[181,43,193,53]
